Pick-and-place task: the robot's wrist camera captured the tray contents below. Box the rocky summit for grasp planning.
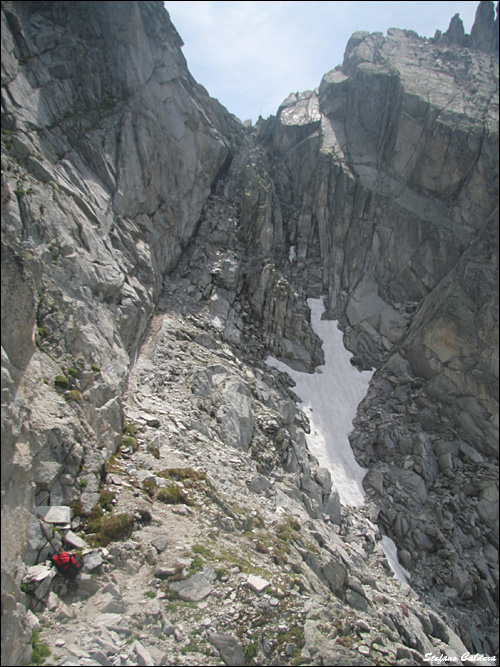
[1,2,498,666]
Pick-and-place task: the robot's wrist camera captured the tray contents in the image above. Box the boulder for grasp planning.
[83,551,104,572]
[248,475,272,494]
[134,641,155,667]
[151,536,169,554]
[22,564,56,600]
[324,490,342,525]
[247,574,271,593]
[208,633,245,667]
[35,505,71,525]
[168,573,213,602]
[322,557,347,594]
[64,531,87,550]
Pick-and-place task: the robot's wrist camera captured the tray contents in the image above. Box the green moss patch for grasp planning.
[123,422,136,436]
[54,375,69,390]
[88,512,134,546]
[121,436,138,452]
[29,631,51,666]
[156,482,194,506]
[98,489,116,510]
[37,325,49,338]
[143,478,156,497]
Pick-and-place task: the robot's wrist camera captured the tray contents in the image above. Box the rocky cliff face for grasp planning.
[1,2,498,666]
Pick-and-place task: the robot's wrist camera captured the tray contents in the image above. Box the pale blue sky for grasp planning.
[165,1,484,122]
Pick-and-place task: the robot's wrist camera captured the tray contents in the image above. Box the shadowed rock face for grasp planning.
[2,3,242,664]
[1,1,498,664]
[254,18,498,452]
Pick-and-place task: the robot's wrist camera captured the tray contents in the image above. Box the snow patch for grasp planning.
[266,298,411,581]
[266,298,373,507]
[381,535,411,584]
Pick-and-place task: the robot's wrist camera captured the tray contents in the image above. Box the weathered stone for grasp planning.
[314,467,332,495]
[22,564,56,600]
[365,471,384,495]
[355,619,371,634]
[322,557,347,594]
[208,633,245,667]
[107,474,123,486]
[162,620,175,637]
[90,650,112,667]
[428,612,450,643]
[247,574,271,593]
[35,506,71,525]
[217,379,255,451]
[390,468,427,505]
[459,443,484,464]
[324,490,342,525]
[154,567,177,580]
[248,475,271,494]
[98,595,126,614]
[151,536,169,554]
[64,531,87,550]
[168,573,213,602]
[75,575,100,597]
[134,641,154,667]
[25,610,40,632]
[414,531,435,552]
[346,588,370,611]
[1,2,499,664]
[438,453,454,472]
[93,614,131,635]
[83,551,104,572]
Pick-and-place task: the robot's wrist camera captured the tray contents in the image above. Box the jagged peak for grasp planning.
[434,0,499,52]
[341,0,499,72]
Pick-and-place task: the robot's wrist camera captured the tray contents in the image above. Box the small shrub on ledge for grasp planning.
[157,482,194,506]
[121,436,138,452]
[54,375,69,390]
[66,389,83,402]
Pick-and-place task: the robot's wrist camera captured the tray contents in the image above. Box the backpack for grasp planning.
[50,551,84,580]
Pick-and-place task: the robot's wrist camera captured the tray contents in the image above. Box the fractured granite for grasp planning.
[1,1,498,665]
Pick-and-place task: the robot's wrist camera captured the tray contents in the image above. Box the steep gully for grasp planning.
[1,1,499,665]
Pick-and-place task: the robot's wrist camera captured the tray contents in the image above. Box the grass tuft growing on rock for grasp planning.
[37,325,49,338]
[192,543,214,559]
[123,422,136,436]
[29,630,51,666]
[69,500,86,518]
[143,478,156,497]
[148,443,160,459]
[87,512,134,546]
[98,488,116,510]
[121,436,138,452]
[275,623,305,662]
[66,389,83,402]
[54,375,69,390]
[245,641,259,664]
[158,467,206,484]
[156,482,194,506]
